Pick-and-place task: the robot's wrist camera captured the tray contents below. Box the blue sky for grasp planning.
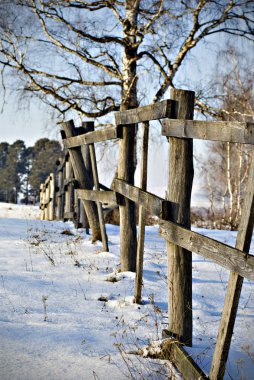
[0,92,59,146]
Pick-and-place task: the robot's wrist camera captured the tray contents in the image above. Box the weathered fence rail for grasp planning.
[40,173,55,221]
[40,88,254,380]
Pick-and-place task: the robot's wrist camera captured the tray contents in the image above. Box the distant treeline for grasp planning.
[0,138,63,204]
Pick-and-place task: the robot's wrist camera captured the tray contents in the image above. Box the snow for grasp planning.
[0,203,253,380]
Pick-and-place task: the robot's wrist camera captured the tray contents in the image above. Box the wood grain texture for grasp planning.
[159,220,254,281]
[115,99,174,125]
[117,115,137,272]
[161,339,208,380]
[76,189,117,205]
[134,122,149,304]
[166,88,195,346]
[113,178,175,219]
[62,125,121,148]
[56,167,65,220]
[48,173,55,221]
[64,211,75,220]
[162,119,254,144]
[39,175,55,220]
[64,157,72,218]
[79,122,94,230]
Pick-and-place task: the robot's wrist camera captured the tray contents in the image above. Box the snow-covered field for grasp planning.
[0,203,253,380]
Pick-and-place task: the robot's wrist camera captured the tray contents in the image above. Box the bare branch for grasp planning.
[153,0,254,102]
[30,0,122,79]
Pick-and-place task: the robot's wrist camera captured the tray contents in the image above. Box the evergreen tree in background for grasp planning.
[29,138,63,201]
[21,146,35,205]
[0,142,10,202]
[0,140,27,202]
[0,142,9,168]
[0,138,63,203]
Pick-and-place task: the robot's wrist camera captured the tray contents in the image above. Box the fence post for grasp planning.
[117,121,137,272]
[166,88,195,346]
[64,153,73,220]
[60,160,65,220]
[81,122,94,189]
[44,178,50,221]
[134,121,149,303]
[79,121,95,231]
[79,199,90,233]
[48,173,55,221]
[89,141,109,252]
[39,184,45,220]
[61,120,101,242]
[56,158,63,220]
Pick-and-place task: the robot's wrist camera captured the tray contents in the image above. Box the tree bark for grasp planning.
[166,88,195,346]
[117,0,140,271]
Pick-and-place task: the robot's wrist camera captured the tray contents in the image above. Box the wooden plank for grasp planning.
[80,122,94,231]
[89,143,109,252]
[115,99,174,125]
[161,339,208,380]
[56,162,64,220]
[64,211,75,220]
[59,165,65,220]
[78,197,90,233]
[159,220,254,281]
[61,121,101,242]
[210,150,254,380]
[64,157,72,217]
[76,189,117,205]
[81,122,94,190]
[41,198,53,207]
[134,121,149,304]
[39,184,45,220]
[166,89,195,346]
[113,179,174,219]
[44,179,50,220]
[62,125,121,149]
[162,119,254,144]
[49,173,55,221]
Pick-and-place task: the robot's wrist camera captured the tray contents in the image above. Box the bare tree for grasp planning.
[198,48,254,229]
[1,1,253,116]
[0,0,253,265]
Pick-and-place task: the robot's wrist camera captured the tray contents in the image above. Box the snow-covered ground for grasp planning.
[0,203,253,380]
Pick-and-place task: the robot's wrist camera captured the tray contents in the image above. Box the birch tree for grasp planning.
[199,49,254,229]
[0,0,253,265]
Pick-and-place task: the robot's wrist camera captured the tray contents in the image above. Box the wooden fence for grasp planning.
[39,88,254,380]
[40,173,55,221]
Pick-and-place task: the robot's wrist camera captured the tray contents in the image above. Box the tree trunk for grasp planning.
[118,0,140,271]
